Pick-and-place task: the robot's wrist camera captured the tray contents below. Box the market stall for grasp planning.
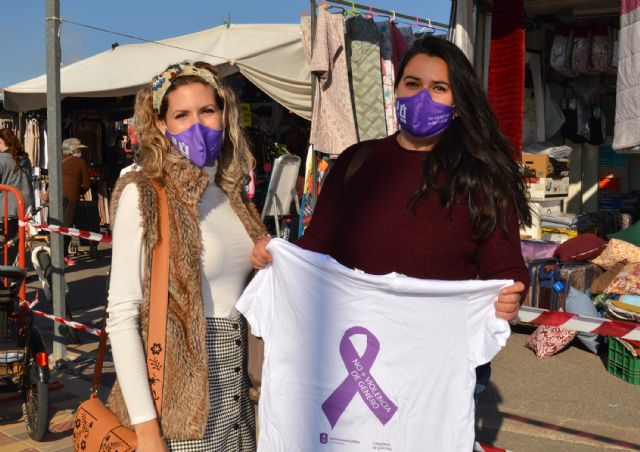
[475,0,640,385]
[3,23,315,234]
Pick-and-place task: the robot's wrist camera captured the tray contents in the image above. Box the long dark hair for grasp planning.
[0,129,25,172]
[396,37,531,239]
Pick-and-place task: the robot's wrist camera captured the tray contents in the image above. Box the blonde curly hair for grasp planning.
[134,61,254,187]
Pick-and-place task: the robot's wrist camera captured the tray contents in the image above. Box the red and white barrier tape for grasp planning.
[518,306,640,341]
[19,221,111,243]
[476,443,509,452]
[22,296,102,337]
[31,309,102,337]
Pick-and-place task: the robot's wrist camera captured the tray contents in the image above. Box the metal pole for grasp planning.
[449,0,458,42]
[46,0,66,364]
[327,0,450,29]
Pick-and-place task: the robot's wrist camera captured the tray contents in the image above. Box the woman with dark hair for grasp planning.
[254,35,530,314]
[252,36,531,392]
[0,129,35,265]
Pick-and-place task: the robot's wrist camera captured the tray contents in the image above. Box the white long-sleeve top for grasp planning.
[106,164,254,424]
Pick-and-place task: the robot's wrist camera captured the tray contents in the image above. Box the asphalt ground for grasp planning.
[0,242,639,451]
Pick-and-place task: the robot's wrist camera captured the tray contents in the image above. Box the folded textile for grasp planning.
[606,300,640,322]
[540,221,591,231]
[619,294,640,308]
[540,213,589,227]
[523,143,573,159]
[612,300,640,314]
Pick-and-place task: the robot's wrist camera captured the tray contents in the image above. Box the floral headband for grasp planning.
[151,62,222,115]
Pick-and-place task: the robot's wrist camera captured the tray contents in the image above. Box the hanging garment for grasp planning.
[76,120,103,164]
[590,25,611,73]
[40,122,48,169]
[487,0,525,154]
[298,148,330,237]
[398,26,415,48]
[613,1,640,151]
[454,0,475,63]
[23,119,40,168]
[550,25,579,78]
[376,21,397,135]
[389,22,410,75]
[301,11,358,156]
[571,26,595,75]
[237,239,511,452]
[346,15,387,141]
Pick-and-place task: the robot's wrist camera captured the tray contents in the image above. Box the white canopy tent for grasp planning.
[3,23,312,119]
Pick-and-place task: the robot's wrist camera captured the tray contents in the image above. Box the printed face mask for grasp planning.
[165,122,224,168]
[395,89,455,139]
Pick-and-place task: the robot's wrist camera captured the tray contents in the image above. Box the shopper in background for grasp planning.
[251,36,532,400]
[0,128,35,266]
[106,61,266,451]
[61,137,90,266]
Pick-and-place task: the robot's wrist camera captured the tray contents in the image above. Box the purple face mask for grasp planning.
[395,89,455,139]
[165,122,224,168]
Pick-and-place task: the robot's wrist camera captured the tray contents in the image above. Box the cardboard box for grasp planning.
[527,177,570,199]
[522,153,570,178]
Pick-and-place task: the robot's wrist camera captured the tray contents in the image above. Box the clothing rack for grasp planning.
[307,0,454,207]
[317,0,451,31]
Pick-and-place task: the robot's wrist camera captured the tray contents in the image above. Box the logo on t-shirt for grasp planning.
[319,432,328,444]
[321,326,398,429]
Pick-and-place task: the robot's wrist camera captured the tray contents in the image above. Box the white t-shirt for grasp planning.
[236,239,512,452]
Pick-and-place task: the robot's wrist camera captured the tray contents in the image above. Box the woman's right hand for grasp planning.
[134,419,168,451]
[251,236,273,270]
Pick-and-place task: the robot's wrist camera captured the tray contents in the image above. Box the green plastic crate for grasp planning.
[607,338,640,385]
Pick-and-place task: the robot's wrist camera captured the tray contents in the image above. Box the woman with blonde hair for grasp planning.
[106,61,266,451]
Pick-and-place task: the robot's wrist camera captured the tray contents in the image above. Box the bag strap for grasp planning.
[90,182,170,420]
[91,311,110,396]
[146,181,170,416]
[343,140,378,189]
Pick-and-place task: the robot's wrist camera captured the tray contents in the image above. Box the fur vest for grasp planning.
[107,152,266,440]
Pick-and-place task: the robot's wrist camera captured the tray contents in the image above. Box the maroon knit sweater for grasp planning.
[297,134,530,288]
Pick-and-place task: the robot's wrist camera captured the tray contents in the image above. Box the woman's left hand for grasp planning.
[494,282,525,322]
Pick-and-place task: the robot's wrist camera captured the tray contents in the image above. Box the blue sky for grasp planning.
[0,0,453,89]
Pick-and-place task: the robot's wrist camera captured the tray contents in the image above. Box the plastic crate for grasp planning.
[607,338,640,385]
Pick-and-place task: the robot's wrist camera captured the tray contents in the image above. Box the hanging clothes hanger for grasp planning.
[363,5,377,19]
[300,1,332,17]
[422,19,436,34]
[344,1,359,17]
[412,17,435,34]
[362,4,389,21]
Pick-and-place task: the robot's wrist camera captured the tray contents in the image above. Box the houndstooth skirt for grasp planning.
[167,317,256,452]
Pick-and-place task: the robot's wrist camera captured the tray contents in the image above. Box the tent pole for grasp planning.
[45,0,67,365]
[310,1,318,208]
[449,0,458,41]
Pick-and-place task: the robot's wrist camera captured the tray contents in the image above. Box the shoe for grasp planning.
[64,257,77,266]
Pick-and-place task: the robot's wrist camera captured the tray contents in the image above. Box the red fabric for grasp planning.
[593,320,638,338]
[487,0,525,155]
[553,233,607,262]
[622,0,640,15]
[390,22,409,75]
[529,310,576,327]
[296,134,530,287]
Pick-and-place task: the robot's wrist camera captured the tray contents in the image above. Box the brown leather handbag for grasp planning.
[73,183,170,451]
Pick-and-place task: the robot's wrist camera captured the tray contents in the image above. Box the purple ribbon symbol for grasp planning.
[321,326,398,429]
